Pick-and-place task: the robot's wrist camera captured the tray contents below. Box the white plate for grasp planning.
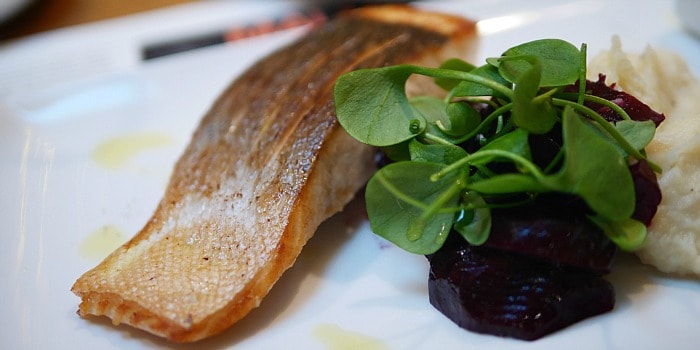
[2,1,699,349]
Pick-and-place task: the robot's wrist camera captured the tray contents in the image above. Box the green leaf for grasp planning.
[467,173,548,194]
[334,66,421,146]
[546,107,635,221]
[443,102,481,137]
[613,119,656,155]
[409,139,468,164]
[585,119,657,158]
[381,141,411,163]
[479,128,531,162]
[485,57,500,68]
[365,161,461,254]
[508,55,557,134]
[551,97,661,172]
[454,192,492,245]
[516,97,557,135]
[410,96,475,141]
[498,38,581,87]
[452,64,510,98]
[588,215,647,251]
[410,96,449,128]
[434,58,476,90]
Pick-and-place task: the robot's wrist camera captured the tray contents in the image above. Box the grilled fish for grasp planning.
[71,5,477,342]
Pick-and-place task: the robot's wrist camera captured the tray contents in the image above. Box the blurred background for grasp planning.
[1,0,199,41]
[0,0,399,97]
[0,0,416,41]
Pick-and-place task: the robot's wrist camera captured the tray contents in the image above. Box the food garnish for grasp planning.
[335,38,662,255]
[334,38,664,339]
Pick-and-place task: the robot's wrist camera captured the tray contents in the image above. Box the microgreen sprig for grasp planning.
[334,38,659,254]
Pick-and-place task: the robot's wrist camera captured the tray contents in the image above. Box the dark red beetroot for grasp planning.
[427,236,615,341]
[567,75,666,126]
[485,193,617,273]
[418,77,662,341]
[630,159,662,225]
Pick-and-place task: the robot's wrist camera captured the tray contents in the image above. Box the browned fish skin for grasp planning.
[71,5,476,342]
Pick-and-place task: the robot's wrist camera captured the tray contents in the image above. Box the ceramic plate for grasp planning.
[2,1,699,349]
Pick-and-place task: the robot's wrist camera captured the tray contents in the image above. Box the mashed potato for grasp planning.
[588,36,700,277]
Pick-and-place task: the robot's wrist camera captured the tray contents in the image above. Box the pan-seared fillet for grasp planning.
[71,5,477,342]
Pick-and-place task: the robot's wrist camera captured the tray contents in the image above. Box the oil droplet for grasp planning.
[78,225,127,260]
[312,323,389,350]
[91,132,174,170]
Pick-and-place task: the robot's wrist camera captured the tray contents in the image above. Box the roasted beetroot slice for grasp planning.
[427,239,615,341]
[566,75,665,126]
[485,194,617,273]
[630,159,662,225]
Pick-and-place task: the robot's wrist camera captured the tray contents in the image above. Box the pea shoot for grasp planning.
[333,38,660,255]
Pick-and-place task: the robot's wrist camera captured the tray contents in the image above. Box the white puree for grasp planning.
[588,36,700,277]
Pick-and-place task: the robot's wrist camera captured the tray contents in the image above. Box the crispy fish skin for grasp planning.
[71,5,476,342]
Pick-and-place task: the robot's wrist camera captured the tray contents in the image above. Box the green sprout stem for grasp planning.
[374,170,430,211]
[373,166,465,214]
[455,103,514,144]
[431,149,547,183]
[422,178,465,219]
[578,43,588,105]
[421,132,456,146]
[533,87,560,105]
[409,66,515,100]
[556,92,633,121]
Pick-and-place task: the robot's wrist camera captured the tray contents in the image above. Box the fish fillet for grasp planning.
[71,5,477,342]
